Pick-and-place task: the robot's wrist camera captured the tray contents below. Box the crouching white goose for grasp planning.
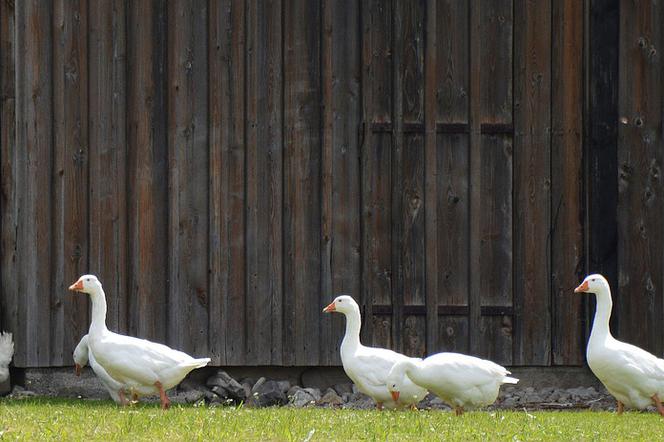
[69,275,211,409]
[387,352,518,415]
[0,331,14,384]
[323,295,427,409]
[575,274,664,415]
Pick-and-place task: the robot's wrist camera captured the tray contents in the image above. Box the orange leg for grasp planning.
[376,401,384,411]
[155,381,170,410]
[651,394,664,417]
[616,401,624,415]
[132,392,139,403]
[454,406,464,416]
[118,389,129,406]
[410,403,417,411]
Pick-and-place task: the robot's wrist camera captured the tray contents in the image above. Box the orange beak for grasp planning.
[391,391,400,402]
[574,280,589,293]
[322,302,336,313]
[75,363,81,376]
[69,279,83,291]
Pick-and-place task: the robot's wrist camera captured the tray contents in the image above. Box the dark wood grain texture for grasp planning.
[0,0,16,336]
[551,0,584,365]
[513,0,552,366]
[167,0,209,355]
[320,0,361,365]
[88,0,126,338]
[586,0,619,339]
[616,0,663,355]
[245,0,283,365]
[283,0,321,365]
[126,0,169,343]
[52,0,89,365]
[15,0,54,366]
[209,0,246,365]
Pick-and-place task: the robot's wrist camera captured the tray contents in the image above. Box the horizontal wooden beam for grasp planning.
[371,305,513,316]
[369,122,513,136]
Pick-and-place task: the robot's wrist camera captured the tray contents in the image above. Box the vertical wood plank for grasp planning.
[513,0,551,365]
[0,0,16,336]
[320,0,361,365]
[52,0,89,365]
[126,0,168,343]
[89,0,127,336]
[617,0,663,354]
[428,0,471,354]
[398,0,425,358]
[551,0,584,365]
[167,0,209,355]
[587,0,619,338]
[209,0,246,365]
[15,0,53,366]
[283,0,321,365]
[423,0,437,355]
[477,135,513,364]
[246,0,283,365]
[361,0,394,350]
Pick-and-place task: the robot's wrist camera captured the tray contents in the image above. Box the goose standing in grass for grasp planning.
[323,295,427,409]
[575,274,664,415]
[0,331,14,384]
[69,275,210,409]
[74,334,141,405]
[386,352,518,415]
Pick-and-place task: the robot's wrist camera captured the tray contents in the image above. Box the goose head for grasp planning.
[574,274,610,295]
[322,295,359,315]
[68,274,103,295]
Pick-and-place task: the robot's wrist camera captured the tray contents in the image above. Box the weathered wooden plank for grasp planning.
[283,0,322,365]
[438,316,469,354]
[616,0,663,354]
[52,0,89,365]
[423,0,438,355]
[15,0,53,366]
[89,0,126,337]
[390,0,404,354]
[362,132,393,350]
[436,0,468,124]
[126,0,168,343]
[480,0,512,124]
[320,0,361,365]
[397,0,425,358]
[245,0,283,365]
[167,0,209,355]
[551,0,584,365]
[477,135,513,363]
[0,0,16,335]
[436,135,470,309]
[209,0,246,365]
[513,0,551,365]
[587,0,619,339]
[361,0,393,346]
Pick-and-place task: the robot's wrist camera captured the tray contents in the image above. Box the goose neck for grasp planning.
[589,286,613,342]
[88,286,109,335]
[340,307,362,351]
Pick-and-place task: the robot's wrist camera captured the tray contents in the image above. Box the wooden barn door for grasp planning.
[360,0,585,366]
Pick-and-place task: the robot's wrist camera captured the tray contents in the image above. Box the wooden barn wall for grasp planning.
[0,0,660,368]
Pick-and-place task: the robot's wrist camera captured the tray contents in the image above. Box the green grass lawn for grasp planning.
[1,398,663,441]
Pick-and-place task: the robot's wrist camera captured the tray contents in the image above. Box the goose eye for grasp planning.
[339,300,342,303]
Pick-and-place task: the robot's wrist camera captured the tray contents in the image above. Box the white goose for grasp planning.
[575,274,664,415]
[74,334,127,404]
[387,352,518,415]
[69,275,210,409]
[0,331,14,384]
[323,295,427,409]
